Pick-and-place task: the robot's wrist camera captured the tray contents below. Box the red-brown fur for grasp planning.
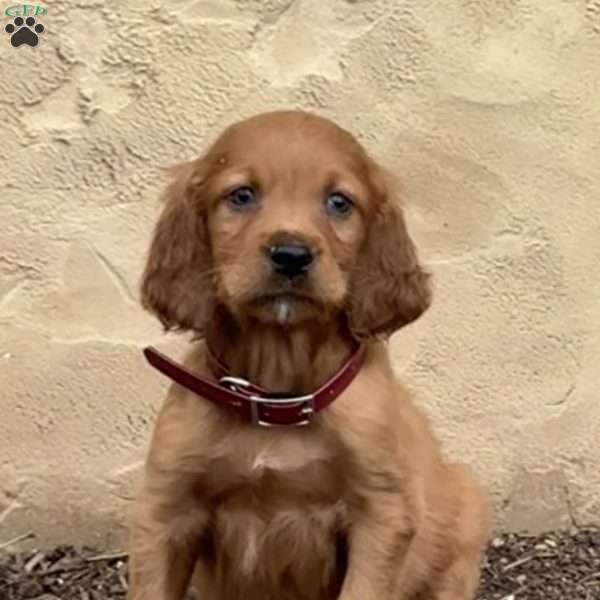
[128,110,490,600]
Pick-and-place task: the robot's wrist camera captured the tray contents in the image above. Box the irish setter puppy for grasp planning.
[128,110,490,600]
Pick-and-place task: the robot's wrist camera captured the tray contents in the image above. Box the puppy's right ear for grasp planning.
[140,159,215,334]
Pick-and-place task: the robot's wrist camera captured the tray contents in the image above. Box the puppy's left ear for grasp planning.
[348,167,431,339]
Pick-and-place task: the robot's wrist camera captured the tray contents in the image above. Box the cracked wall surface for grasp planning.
[1,0,600,549]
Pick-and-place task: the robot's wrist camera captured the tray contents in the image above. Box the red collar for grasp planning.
[143,342,366,427]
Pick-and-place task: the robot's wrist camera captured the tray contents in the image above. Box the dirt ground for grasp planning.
[1,528,599,600]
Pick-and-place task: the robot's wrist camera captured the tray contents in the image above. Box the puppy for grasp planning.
[128,110,490,600]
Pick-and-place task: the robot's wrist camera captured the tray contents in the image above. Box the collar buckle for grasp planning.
[248,393,315,427]
[218,376,254,393]
[219,375,314,426]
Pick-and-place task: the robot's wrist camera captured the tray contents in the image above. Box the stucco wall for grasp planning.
[1,0,600,550]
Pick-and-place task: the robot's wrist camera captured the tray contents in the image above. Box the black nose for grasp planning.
[268,244,314,277]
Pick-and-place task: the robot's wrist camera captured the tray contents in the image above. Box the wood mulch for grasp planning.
[1,528,599,599]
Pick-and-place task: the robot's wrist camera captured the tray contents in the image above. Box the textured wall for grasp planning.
[1,0,600,550]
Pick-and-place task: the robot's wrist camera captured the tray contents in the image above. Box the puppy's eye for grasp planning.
[226,186,257,210]
[325,192,353,217]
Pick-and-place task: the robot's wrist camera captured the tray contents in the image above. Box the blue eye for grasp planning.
[227,186,257,210]
[325,192,353,217]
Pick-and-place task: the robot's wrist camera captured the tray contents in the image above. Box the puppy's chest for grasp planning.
[212,500,346,598]
[203,434,348,590]
[204,430,345,501]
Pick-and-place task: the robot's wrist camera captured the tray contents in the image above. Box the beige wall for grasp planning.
[1,0,600,550]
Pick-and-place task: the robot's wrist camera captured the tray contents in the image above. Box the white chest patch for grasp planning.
[251,443,331,472]
[252,450,292,471]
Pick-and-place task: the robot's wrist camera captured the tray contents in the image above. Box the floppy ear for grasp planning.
[140,159,215,334]
[348,170,431,339]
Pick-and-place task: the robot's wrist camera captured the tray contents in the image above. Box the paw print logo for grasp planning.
[5,16,45,47]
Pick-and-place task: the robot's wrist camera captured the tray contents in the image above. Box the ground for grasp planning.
[1,529,599,600]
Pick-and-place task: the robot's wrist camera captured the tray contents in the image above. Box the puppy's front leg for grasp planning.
[339,493,415,600]
[127,484,208,600]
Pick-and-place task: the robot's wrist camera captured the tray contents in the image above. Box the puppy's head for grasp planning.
[141,110,430,338]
